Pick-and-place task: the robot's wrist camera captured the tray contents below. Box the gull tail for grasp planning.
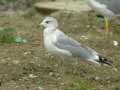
[98,55,113,66]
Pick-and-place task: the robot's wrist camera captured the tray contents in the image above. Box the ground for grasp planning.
[0,10,120,90]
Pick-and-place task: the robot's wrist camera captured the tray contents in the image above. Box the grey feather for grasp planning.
[54,33,98,60]
[95,0,120,14]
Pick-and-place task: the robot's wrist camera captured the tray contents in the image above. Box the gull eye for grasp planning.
[46,21,50,24]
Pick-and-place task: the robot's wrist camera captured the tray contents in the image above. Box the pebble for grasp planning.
[57,77,61,80]
[54,64,59,67]
[37,86,44,90]
[86,25,91,28]
[113,40,119,46]
[54,89,58,90]
[23,51,31,55]
[81,35,88,40]
[94,76,100,81]
[49,72,54,76]
[112,68,118,72]
[60,82,65,85]
[29,74,37,78]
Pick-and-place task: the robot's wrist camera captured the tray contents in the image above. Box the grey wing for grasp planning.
[95,0,120,14]
[54,34,98,59]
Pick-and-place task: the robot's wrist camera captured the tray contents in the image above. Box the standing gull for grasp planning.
[87,0,120,35]
[40,17,112,65]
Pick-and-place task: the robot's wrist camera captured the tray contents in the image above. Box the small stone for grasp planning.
[57,77,61,80]
[60,82,65,85]
[112,68,118,72]
[113,40,119,46]
[49,72,54,76]
[14,36,27,43]
[37,86,44,90]
[81,35,88,40]
[29,74,37,78]
[24,51,31,55]
[86,25,90,28]
[22,39,27,43]
[94,76,100,81]
[54,64,58,67]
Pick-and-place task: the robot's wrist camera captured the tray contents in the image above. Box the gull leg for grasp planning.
[105,18,109,36]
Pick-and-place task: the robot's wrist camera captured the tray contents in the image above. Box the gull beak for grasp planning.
[37,22,44,28]
[39,22,44,26]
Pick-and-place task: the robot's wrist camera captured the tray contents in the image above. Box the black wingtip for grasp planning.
[98,55,113,66]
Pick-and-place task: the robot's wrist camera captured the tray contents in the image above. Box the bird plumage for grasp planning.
[87,0,120,35]
[87,0,120,19]
[41,17,112,66]
[95,0,120,15]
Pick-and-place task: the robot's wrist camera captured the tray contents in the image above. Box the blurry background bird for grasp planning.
[87,0,120,35]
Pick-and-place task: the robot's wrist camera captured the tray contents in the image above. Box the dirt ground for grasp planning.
[0,10,120,90]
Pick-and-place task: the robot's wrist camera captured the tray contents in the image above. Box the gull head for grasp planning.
[40,17,58,29]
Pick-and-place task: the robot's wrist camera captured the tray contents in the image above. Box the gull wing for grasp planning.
[54,33,98,60]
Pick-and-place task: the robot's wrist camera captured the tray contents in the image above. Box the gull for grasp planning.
[87,0,120,35]
[40,17,112,66]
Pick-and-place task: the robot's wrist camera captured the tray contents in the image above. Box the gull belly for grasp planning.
[44,31,72,57]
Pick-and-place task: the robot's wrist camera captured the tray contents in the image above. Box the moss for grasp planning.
[65,81,94,90]
[0,27,16,43]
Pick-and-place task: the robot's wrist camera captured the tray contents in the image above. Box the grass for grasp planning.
[0,27,27,43]
[35,80,44,90]
[0,0,16,4]
[0,27,16,43]
[65,81,94,90]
